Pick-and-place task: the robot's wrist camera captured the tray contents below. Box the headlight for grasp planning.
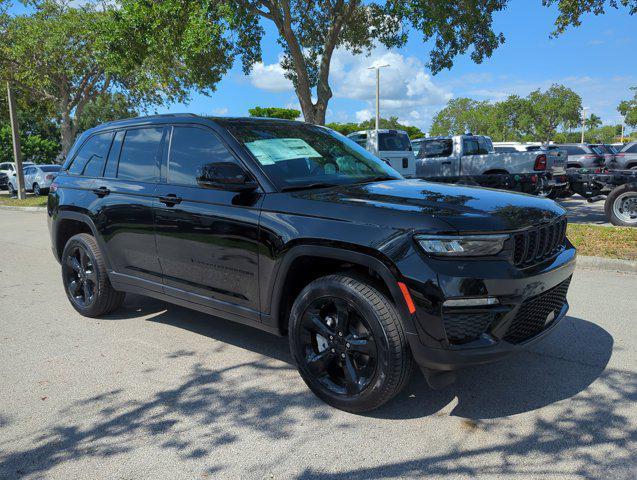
[415,234,508,257]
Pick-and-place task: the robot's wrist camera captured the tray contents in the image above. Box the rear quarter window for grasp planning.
[68,132,114,176]
[419,139,453,158]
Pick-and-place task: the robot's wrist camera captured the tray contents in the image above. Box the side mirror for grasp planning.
[197,162,258,192]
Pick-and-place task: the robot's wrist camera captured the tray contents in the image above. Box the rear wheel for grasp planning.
[61,233,125,317]
[8,182,17,197]
[33,183,41,196]
[605,184,637,227]
[289,275,413,413]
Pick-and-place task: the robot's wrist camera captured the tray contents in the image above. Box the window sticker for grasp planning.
[245,138,322,165]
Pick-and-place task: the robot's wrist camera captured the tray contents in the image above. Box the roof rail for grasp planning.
[100,113,199,127]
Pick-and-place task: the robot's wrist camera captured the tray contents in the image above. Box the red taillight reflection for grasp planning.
[50,183,58,193]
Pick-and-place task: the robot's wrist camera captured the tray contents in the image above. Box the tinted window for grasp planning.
[117,127,163,182]
[168,127,240,186]
[104,131,125,178]
[418,139,453,158]
[463,139,480,155]
[627,144,637,154]
[495,146,517,153]
[477,137,491,154]
[40,166,61,172]
[68,133,113,176]
[565,146,585,155]
[378,132,411,151]
[348,134,367,148]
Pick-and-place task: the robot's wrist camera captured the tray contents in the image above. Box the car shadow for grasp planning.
[106,296,613,421]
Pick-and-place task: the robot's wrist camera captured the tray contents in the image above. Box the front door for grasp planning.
[154,125,262,319]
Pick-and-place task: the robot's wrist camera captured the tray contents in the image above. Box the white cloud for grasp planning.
[248,55,294,92]
[212,107,228,115]
[247,47,452,129]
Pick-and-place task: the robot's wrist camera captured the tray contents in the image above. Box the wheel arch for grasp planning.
[265,244,415,336]
[53,211,112,270]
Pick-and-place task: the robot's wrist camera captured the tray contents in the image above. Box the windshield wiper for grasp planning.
[280,182,340,192]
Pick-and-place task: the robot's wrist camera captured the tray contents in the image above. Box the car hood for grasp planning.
[289,179,566,232]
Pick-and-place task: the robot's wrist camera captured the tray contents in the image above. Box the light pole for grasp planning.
[368,64,389,130]
[6,81,26,200]
[580,107,589,144]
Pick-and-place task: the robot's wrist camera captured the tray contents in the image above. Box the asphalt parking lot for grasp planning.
[0,209,635,480]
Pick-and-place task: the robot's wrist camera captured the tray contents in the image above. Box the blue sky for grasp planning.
[10,1,637,132]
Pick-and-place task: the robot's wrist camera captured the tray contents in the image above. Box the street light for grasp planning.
[580,107,589,144]
[367,64,389,130]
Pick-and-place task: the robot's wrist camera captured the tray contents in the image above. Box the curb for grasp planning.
[0,205,46,212]
[577,255,637,274]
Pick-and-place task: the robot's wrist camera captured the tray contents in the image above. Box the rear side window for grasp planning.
[68,132,113,176]
[419,139,453,158]
[348,133,367,148]
[117,127,163,182]
[565,146,585,155]
[378,132,411,151]
[168,126,239,186]
[627,144,637,154]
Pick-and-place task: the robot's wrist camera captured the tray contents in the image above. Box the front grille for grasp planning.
[443,312,495,344]
[513,217,568,267]
[504,277,571,344]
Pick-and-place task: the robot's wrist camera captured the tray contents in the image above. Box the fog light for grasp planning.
[443,297,500,307]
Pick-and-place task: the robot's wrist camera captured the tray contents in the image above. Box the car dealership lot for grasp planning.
[0,209,635,480]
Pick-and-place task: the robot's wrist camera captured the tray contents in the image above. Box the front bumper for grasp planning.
[398,244,577,371]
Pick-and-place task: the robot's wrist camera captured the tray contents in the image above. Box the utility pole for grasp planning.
[6,81,25,200]
[621,122,625,144]
[368,64,389,130]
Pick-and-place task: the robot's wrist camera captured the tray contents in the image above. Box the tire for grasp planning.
[605,184,637,227]
[33,183,41,196]
[289,274,413,413]
[8,183,17,197]
[61,233,125,317]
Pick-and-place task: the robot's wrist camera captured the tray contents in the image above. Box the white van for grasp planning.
[347,129,416,177]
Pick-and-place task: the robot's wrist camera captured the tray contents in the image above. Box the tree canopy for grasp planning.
[430,85,583,141]
[327,116,424,138]
[248,106,300,120]
[618,87,637,128]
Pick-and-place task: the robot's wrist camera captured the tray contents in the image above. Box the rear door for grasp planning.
[154,124,262,319]
[88,126,165,290]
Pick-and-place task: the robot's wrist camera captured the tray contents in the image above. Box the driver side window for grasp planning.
[168,126,244,187]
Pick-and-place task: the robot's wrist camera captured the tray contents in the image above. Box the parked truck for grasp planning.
[416,135,567,196]
[347,129,416,177]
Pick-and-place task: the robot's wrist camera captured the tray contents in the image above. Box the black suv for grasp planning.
[48,114,576,412]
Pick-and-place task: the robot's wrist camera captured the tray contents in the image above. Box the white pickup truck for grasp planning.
[347,129,416,177]
[416,135,562,178]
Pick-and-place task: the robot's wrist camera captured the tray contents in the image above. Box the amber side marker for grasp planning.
[397,282,416,314]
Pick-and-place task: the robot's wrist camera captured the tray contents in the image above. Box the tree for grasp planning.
[248,106,300,120]
[326,117,424,138]
[543,0,636,35]
[76,93,138,134]
[525,85,582,141]
[618,87,637,128]
[0,1,240,155]
[587,113,603,130]
[430,98,494,137]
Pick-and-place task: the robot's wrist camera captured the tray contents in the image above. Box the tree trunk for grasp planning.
[60,110,75,158]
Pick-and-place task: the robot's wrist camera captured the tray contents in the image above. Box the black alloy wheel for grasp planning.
[289,275,413,413]
[298,297,379,396]
[61,233,125,317]
[63,243,97,308]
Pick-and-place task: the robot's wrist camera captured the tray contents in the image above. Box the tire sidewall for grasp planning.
[61,234,103,316]
[605,183,637,227]
[289,277,394,411]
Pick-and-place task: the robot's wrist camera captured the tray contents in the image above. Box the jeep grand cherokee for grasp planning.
[47,115,576,412]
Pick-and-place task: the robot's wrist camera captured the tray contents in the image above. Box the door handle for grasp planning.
[441,161,452,165]
[158,194,182,206]
[92,186,110,197]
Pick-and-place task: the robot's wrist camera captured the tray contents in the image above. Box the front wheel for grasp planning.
[289,275,413,413]
[605,184,637,227]
[33,183,41,196]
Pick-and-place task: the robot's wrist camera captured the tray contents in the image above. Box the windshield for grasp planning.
[378,132,412,152]
[40,165,62,172]
[219,120,401,190]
